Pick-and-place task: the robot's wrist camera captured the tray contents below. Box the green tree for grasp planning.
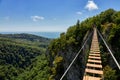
[112,11,120,24]
[99,8,115,24]
[103,65,117,80]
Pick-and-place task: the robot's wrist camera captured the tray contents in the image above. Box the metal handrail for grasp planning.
[60,31,93,80]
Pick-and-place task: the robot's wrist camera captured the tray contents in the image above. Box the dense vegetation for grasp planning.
[48,20,92,80]
[0,33,50,48]
[48,9,120,80]
[0,34,50,80]
[85,9,120,79]
[0,33,50,42]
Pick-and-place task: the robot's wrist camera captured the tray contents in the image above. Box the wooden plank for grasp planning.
[86,63,102,68]
[91,47,99,48]
[93,52,101,54]
[90,51,100,53]
[90,49,100,51]
[89,56,101,59]
[89,53,100,57]
[85,68,103,75]
[83,76,102,80]
[88,59,101,64]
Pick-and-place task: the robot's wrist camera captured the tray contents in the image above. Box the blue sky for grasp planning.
[0,0,120,32]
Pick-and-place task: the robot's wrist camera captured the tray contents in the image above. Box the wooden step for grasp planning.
[91,46,99,50]
[88,59,101,64]
[92,41,98,42]
[90,51,100,53]
[91,44,99,46]
[89,56,101,60]
[93,49,100,51]
[91,47,99,49]
[91,42,99,44]
[85,68,103,75]
[94,52,100,54]
[90,50,100,52]
[86,63,102,68]
[83,76,102,80]
[91,46,99,47]
[90,47,99,49]
[89,53,100,56]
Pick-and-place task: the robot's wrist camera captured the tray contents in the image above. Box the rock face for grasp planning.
[54,31,93,80]
[60,46,81,80]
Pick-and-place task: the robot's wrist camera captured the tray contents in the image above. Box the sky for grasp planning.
[0,0,120,32]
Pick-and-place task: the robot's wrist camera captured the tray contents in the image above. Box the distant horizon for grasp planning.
[0,32,61,38]
[0,31,63,33]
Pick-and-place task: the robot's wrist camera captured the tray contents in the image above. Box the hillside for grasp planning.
[48,9,120,80]
[0,33,50,48]
[0,33,50,42]
[0,34,51,80]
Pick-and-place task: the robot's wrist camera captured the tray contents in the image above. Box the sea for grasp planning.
[0,32,62,39]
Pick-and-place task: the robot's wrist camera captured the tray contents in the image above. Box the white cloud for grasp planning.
[85,0,98,11]
[31,16,44,21]
[76,12,82,15]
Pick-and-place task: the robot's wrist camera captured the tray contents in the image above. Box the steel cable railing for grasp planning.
[60,31,93,80]
[60,27,120,80]
[96,28,120,70]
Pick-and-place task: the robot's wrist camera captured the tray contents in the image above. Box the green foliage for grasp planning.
[54,56,63,65]
[112,11,120,24]
[0,33,50,49]
[0,33,50,42]
[108,24,120,47]
[96,9,120,79]
[67,37,76,45]
[0,34,50,80]
[17,54,50,80]
[48,19,91,79]
[0,38,44,68]
[50,56,63,79]
[99,9,116,24]
[48,8,120,79]
[104,65,117,80]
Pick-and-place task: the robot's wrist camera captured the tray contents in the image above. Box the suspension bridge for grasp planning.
[60,27,120,80]
[83,28,103,80]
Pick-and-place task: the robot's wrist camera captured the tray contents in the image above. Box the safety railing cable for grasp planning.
[60,31,93,80]
[97,28,120,70]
